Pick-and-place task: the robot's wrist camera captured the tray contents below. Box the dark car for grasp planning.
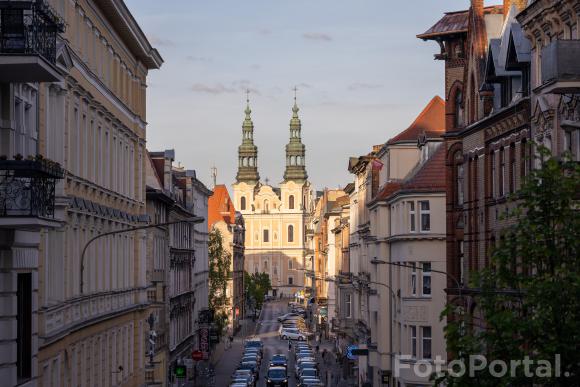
[239,361,260,378]
[244,338,264,354]
[269,354,288,369]
[266,366,289,387]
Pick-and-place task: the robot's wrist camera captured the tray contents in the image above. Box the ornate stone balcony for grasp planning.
[0,0,64,82]
[0,156,64,228]
[540,40,580,94]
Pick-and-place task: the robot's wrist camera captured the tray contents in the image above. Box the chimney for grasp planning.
[503,0,527,15]
[472,0,484,15]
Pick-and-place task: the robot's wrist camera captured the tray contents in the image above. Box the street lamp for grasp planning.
[80,216,205,294]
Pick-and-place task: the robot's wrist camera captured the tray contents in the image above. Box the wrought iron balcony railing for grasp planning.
[0,157,64,219]
[0,0,64,63]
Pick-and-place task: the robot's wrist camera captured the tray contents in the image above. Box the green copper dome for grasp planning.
[283,95,308,183]
[236,95,260,185]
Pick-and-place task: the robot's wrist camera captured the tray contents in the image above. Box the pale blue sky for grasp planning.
[125,0,471,190]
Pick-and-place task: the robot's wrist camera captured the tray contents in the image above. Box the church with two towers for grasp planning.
[232,95,313,297]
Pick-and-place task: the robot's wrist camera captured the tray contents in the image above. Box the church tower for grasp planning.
[235,94,260,185]
[283,93,308,183]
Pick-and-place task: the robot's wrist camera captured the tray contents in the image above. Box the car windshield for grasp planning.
[272,355,287,361]
[245,341,261,348]
[302,369,317,376]
[267,368,287,379]
[240,362,256,369]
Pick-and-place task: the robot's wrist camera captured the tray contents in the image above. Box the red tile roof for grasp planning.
[402,145,446,191]
[370,181,403,204]
[208,184,236,230]
[387,96,445,145]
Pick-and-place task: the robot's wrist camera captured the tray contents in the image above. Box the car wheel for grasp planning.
[282,335,287,340]
[299,336,305,341]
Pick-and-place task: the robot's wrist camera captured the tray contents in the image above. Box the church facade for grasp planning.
[232,97,313,297]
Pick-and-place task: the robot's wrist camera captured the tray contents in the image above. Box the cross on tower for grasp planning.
[293,86,298,102]
[246,89,250,103]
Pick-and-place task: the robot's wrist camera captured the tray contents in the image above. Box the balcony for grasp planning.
[0,156,64,228]
[540,40,580,94]
[0,0,65,82]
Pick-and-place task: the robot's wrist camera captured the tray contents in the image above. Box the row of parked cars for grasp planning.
[293,342,323,386]
[230,338,263,387]
[278,303,313,341]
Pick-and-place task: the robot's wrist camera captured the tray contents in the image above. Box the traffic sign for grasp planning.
[192,350,203,360]
[346,345,358,360]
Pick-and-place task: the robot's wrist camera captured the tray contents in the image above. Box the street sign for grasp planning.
[192,350,203,360]
[346,345,358,360]
[174,365,186,378]
[351,348,369,356]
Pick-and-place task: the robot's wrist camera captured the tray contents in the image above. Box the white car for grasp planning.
[279,327,307,341]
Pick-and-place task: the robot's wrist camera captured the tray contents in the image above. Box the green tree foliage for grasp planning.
[244,271,272,312]
[208,228,232,336]
[437,150,580,386]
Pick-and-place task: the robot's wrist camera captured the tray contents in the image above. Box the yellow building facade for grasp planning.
[232,98,313,297]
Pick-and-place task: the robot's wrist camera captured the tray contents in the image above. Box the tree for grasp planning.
[244,271,272,312]
[208,228,232,336]
[437,150,580,386]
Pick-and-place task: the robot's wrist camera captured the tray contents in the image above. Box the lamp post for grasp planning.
[80,216,205,294]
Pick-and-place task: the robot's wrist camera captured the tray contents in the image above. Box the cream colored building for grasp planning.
[3,1,163,386]
[232,98,313,297]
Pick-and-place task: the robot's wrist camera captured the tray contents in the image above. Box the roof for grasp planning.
[145,153,163,190]
[208,185,236,229]
[370,181,403,203]
[387,96,445,145]
[417,6,504,40]
[417,10,469,39]
[401,145,446,192]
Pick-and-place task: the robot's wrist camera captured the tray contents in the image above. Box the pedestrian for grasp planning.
[316,344,320,353]
[322,349,327,361]
[229,335,234,348]
[288,339,292,351]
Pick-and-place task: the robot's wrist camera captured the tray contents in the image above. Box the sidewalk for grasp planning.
[212,318,257,387]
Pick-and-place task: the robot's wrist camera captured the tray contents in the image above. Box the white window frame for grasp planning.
[410,263,417,297]
[422,326,432,359]
[345,293,352,318]
[421,262,431,297]
[419,201,430,232]
[410,326,417,358]
[409,201,416,233]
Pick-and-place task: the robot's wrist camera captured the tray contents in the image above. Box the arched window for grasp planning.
[264,200,269,212]
[240,196,246,211]
[289,195,295,209]
[454,90,463,128]
[288,225,294,242]
[263,229,269,242]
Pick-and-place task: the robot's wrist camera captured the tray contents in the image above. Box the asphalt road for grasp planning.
[254,299,303,387]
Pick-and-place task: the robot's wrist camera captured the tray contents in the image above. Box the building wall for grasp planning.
[33,1,160,386]
[233,180,312,296]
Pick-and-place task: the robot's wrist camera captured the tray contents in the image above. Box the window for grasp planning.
[288,259,293,270]
[263,260,268,271]
[409,202,416,232]
[410,326,417,358]
[345,293,352,318]
[17,273,32,381]
[457,164,464,204]
[288,276,293,285]
[410,263,417,296]
[288,225,294,242]
[499,148,505,196]
[510,144,516,193]
[490,151,496,198]
[419,201,430,231]
[263,229,269,242]
[264,200,269,212]
[254,263,259,273]
[240,196,246,211]
[422,327,432,359]
[564,130,573,155]
[454,90,463,128]
[459,241,465,286]
[289,195,295,209]
[422,262,431,296]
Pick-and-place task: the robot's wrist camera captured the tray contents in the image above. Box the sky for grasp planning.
[125,0,470,190]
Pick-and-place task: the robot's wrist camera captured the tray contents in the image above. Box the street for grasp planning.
[214,299,346,387]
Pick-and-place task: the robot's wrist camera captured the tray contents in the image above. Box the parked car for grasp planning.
[277,313,304,322]
[298,367,319,380]
[232,370,256,387]
[265,366,289,387]
[239,361,260,378]
[299,375,323,386]
[279,327,307,341]
[245,338,264,353]
[299,378,323,387]
[241,354,261,366]
[269,354,288,369]
[230,383,249,387]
